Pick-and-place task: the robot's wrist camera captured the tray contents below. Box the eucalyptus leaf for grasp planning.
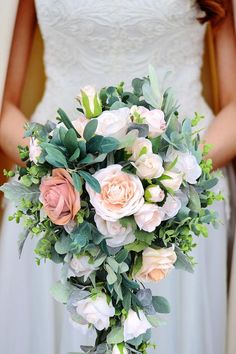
[106,327,124,345]
[174,247,194,273]
[83,119,98,141]
[78,171,101,193]
[0,181,40,203]
[64,128,79,154]
[50,281,74,304]
[72,172,82,192]
[152,296,170,314]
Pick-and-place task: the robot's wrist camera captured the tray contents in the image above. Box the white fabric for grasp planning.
[0,1,229,354]
[0,0,19,111]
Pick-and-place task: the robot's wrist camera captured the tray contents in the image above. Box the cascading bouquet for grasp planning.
[0,67,223,354]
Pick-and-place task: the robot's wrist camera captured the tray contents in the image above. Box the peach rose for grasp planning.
[134,203,164,232]
[39,168,81,225]
[86,164,144,221]
[135,246,177,282]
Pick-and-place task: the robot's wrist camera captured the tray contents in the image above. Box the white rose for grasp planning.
[165,147,202,184]
[142,109,167,138]
[129,137,153,161]
[160,194,182,220]
[70,255,98,281]
[112,344,128,354]
[86,164,144,222]
[72,115,89,137]
[135,153,164,180]
[77,85,102,118]
[94,214,135,248]
[134,203,164,232]
[29,138,42,164]
[161,171,183,191]
[76,293,115,331]
[135,246,177,282]
[124,309,152,341]
[130,105,149,122]
[96,108,131,139]
[144,185,165,203]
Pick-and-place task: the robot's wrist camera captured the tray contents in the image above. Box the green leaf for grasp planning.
[57,108,79,135]
[132,254,143,276]
[86,135,103,153]
[142,80,159,108]
[83,119,98,141]
[100,137,120,153]
[106,264,117,285]
[123,289,132,311]
[174,247,194,273]
[115,249,129,263]
[165,156,178,171]
[43,144,68,168]
[107,327,124,345]
[69,147,81,162]
[150,136,161,154]
[110,101,128,110]
[135,230,156,246]
[132,78,144,96]
[71,172,82,193]
[125,240,148,253]
[149,64,162,106]
[55,235,72,254]
[188,186,201,212]
[64,128,79,154]
[50,281,74,304]
[152,296,171,314]
[0,181,40,203]
[78,171,101,193]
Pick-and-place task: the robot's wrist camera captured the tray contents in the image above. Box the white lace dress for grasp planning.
[0,1,229,354]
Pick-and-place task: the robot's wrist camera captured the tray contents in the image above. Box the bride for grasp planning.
[0,1,236,354]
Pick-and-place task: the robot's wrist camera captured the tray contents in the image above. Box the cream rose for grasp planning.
[94,214,135,248]
[135,153,164,180]
[70,255,98,280]
[96,107,131,139]
[135,246,177,282]
[124,309,152,341]
[160,194,182,220]
[161,171,183,191]
[144,185,165,203]
[76,293,115,331]
[129,137,153,161]
[134,203,164,232]
[86,164,144,221]
[143,109,166,138]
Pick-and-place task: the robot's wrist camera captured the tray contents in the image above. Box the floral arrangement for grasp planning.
[0,67,223,354]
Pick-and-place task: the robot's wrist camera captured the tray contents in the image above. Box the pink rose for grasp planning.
[135,246,177,282]
[39,168,81,225]
[134,203,164,232]
[29,138,42,164]
[86,164,144,221]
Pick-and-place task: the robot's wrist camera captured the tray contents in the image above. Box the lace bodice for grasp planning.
[33,0,210,123]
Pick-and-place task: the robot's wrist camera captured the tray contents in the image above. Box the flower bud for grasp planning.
[145,185,165,203]
[77,85,102,118]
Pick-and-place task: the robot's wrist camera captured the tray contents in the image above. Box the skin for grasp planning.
[0,0,236,170]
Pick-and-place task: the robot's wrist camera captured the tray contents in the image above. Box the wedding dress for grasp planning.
[0,1,229,354]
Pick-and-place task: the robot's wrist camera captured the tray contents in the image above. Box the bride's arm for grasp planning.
[0,0,36,165]
[203,3,236,169]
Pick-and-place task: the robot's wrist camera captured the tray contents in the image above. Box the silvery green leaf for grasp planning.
[174,246,194,273]
[188,186,201,212]
[110,101,128,110]
[67,289,90,308]
[147,315,161,327]
[105,264,117,285]
[136,289,153,307]
[127,123,149,138]
[118,262,129,274]
[0,181,40,203]
[107,257,119,272]
[18,229,30,258]
[50,281,74,304]
[106,327,124,344]
[118,130,138,149]
[142,81,159,108]
[55,235,72,255]
[61,262,69,283]
[92,254,107,267]
[152,296,171,314]
[148,64,162,105]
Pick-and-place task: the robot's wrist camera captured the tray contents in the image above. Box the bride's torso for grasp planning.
[33,0,210,124]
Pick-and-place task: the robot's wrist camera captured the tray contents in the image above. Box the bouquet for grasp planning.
[0,67,223,354]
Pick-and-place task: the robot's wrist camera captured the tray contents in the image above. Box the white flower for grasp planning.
[70,255,98,281]
[94,214,135,248]
[112,344,128,354]
[160,194,182,220]
[96,108,131,139]
[72,115,89,137]
[161,171,183,191]
[145,185,165,203]
[143,109,167,138]
[134,203,164,232]
[129,137,153,161]
[76,293,115,331]
[165,147,202,184]
[135,153,164,180]
[86,164,144,222]
[124,309,152,341]
[29,138,42,164]
[135,246,177,282]
[77,85,102,118]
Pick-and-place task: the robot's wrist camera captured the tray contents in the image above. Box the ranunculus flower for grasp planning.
[144,185,165,203]
[135,153,164,180]
[129,137,153,161]
[131,106,166,138]
[86,164,144,222]
[124,309,152,341]
[134,203,164,232]
[160,194,182,220]
[77,85,102,118]
[29,138,42,164]
[161,171,183,191]
[135,246,177,282]
[112,344,128,354]
[94,214,135,248]
[96,108,131,139]
[76,293,115,331]
[39,168,81,225]
[165,147,202,184]
[70,255,98,280]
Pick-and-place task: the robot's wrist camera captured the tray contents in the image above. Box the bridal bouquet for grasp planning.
[0,67,222,354]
